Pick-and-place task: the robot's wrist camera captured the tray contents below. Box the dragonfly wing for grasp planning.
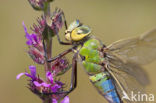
[107,28,156,65]
[106,53,149,85]
[107,66,147,103]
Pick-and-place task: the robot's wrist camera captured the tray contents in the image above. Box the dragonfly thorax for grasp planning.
[79,38,107,74]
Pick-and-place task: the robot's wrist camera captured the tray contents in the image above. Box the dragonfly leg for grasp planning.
[61,10,68,30]
[56,32,72,45]
[68,52,78,93]
[45,46,76,62]
[43,53,78,96]
[43,39,48,59]
[60,52,78,95]
[55,10,72,45]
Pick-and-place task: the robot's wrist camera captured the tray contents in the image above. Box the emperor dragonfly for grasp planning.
[44,17,156,103]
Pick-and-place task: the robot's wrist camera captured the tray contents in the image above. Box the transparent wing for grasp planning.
[107,66,147,103]
[107,28,156,65]
[106,53,149,85]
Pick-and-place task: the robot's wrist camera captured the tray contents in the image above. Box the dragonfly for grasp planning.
[43,14,156,103]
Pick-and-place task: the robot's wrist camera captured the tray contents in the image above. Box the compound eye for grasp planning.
[76,25,91,35]
[77,29,83,34]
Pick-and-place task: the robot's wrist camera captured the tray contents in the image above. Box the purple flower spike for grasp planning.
[18,3,70,102]
[23,22,41,46]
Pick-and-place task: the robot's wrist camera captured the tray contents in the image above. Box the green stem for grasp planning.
[44,3,52,72]
[43,3,52,103]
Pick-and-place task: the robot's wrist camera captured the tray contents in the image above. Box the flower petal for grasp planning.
[61,96,69,103]
[33,81,42,87]
[23,22,33,45]
[23,23,33,45]
[46,72,53,84]
[23,22,40,46]
[41,82,51,87]
[31,34,39,44]
[22,22,28,34]
[51,84,61,92]
[29,65,36,79]
[16,73,25,80]
[26,40,32,45]
[52,99,58,103]
[25,72,33,78]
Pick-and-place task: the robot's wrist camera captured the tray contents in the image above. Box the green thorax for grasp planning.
[79,38,105,74]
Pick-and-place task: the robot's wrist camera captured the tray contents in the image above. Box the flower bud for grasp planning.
[31,15,46,38]
[51,57,71,76]
[31,8,64,39]
[47,8,64,35]
[28,47,45,64]
[28,0,54,10]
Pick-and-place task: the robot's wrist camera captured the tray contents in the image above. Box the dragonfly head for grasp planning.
[65,20,91,42]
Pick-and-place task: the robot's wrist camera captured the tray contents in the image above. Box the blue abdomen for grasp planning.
[90,73,122,103]
[102,79,121,103]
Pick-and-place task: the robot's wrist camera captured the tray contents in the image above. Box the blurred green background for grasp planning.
[0,0,156,103]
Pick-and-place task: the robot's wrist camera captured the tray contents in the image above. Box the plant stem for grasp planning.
[44,3,52,72]
[43,3,52,103]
